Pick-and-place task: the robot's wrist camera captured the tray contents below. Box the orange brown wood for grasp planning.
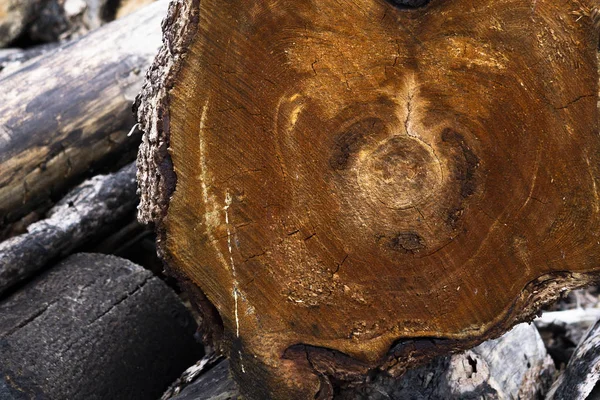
[136,0,600,398]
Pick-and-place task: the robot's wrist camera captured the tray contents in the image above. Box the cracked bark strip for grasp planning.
[0,253,202,399]
[136,0,600,398]
[0,0,168,240]
[0,163,137,297]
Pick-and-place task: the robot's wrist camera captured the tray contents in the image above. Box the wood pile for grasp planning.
[1,0,600,399]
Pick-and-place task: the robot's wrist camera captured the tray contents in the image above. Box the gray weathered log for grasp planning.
[169,359,239,400]
[0,0,167,238]
[339,323,555,399]
[0,253,203,400]
[0,43,60,75]
[546,317,600,399]
[166,323,553,400]
[537,309,600,329]
[0,162,137,296]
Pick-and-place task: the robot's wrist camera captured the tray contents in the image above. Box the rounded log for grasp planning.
[0,0,167,238]
[136,0,600,398]
[0,253,202,400]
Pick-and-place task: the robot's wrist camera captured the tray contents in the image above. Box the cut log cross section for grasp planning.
[136,0,600,398]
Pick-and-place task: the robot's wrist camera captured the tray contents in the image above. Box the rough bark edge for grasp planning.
[168,323,555,400]
[301,271,600,393]
[134,0,199,235]
[133,0,224,350]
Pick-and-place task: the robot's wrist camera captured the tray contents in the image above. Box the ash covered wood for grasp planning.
[0,163,137,296]
[0,253,202,400]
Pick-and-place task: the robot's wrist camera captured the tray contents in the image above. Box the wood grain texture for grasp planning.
[0,0,167,238]
[0,253,202,400]
[137,0,600,398]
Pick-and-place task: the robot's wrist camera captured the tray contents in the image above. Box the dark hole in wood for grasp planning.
[467,355,478,375]
[386,0,431,9]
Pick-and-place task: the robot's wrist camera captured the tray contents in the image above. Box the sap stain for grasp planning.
[386,231,426,253]
[441,128,479,199]
[329,118,383,170]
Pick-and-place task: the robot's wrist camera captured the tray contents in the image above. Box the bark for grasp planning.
[136,0,600,398]
[0,253,203,400]
[546,317,600,399]
[167,323,554,400]
[0,163,137,297]
[0,0,167,239]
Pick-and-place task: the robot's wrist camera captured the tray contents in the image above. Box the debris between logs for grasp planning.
[546,316,600,399]
[0,0,153,47]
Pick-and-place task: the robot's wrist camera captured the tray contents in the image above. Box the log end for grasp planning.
[137,0,600,398]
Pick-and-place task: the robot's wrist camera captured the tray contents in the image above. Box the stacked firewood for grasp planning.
[1,1,600,399]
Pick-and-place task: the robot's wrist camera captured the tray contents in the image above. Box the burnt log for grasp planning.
[0,0,167,239]
[0,253,203,399]
[0,162,137,296]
